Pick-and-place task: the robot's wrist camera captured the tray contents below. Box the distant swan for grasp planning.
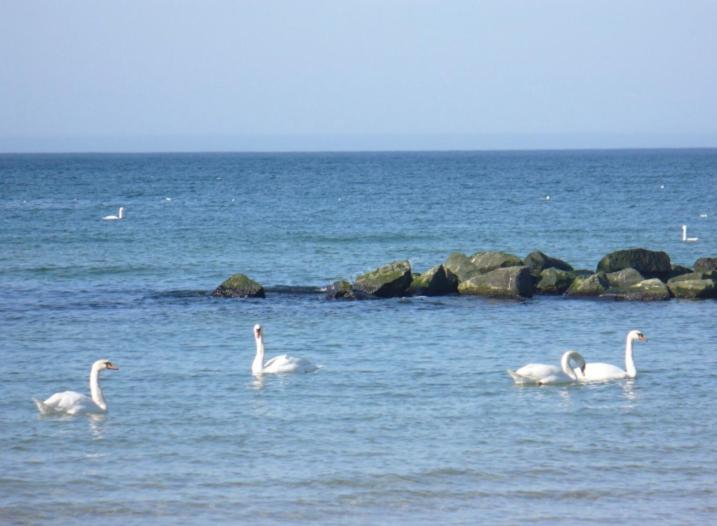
[102,207,125,221]
[579,330,647,382]
[33,359,119,415]
[508,350,586,385]
[252,324,318,375]
[681,224,698,242]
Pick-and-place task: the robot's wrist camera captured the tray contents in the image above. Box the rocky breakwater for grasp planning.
[213,248,717,302]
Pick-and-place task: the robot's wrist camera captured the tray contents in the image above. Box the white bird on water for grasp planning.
[681,225,698,242]
[577,330,647,382]
[508,350,586,385]
[251,324,318,376]
[102,207,125,221]
[33,359,119,415]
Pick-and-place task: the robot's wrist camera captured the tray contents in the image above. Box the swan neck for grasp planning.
[252,336,265,375]
[89,365,107,411]
[625,335,637,378]
[561,352,577,380]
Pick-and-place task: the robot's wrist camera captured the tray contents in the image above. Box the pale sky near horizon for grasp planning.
[1,0,716,152]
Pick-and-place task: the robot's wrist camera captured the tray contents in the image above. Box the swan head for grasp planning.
[253,324,263,340]
[563,350,586,376]
[92,359,119,371]
[628,330,647,343]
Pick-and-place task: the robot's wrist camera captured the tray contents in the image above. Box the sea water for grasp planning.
[1,150,716,524]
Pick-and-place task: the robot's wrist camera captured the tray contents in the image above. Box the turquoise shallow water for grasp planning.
[1,150,716,524]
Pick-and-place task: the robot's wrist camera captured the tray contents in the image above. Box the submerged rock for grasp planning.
[353,260,412,298]
[536,268,576,294]
[212,273,265,298]
[458,266,534,298]
[565,272,609,297]
[596,248,671,280]
[408,265,458,296]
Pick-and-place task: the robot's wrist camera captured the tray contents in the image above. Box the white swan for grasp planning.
[102,207,125,221]
[33,359,119,415]
[579,330,647,382]
[251,324,318,375]
[508,350,586,385]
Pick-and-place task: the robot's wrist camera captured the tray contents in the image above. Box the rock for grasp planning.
[444,252,480,282]
[596,248,671,280]
[458,266,534,298]
[694,257,717,274]
[565,272,609,297]
[536,268,576,294]
[470,251,524,273]
[602,278,670,301]
[668,271,716,283]
[524,250,573,276]
[212,273,265,298]
[325,280,359,300]
[667,264,693,280]
[667,277,717,299]
[353,260,412,298]
[408,265,458,296]
[605,268,644,289]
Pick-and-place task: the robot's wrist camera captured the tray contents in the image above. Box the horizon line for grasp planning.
[2,145,717,156]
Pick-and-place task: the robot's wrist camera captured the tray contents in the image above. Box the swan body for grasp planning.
[681,224,698,242]
[33,359,118,415]
[508,350,586,385]
[102,207,125,221]
[579,330,646,382]
[252,324,317,375]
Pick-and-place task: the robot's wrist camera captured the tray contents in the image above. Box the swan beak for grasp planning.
[107,364,119,370]
[640,335,647,342]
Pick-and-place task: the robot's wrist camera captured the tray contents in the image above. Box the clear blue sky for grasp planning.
[1,0,716,152]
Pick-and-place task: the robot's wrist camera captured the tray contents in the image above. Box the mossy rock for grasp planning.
[353,260,412,298]
[694,257,717,274]
[524,250,573,277]
[668,271,717,283]
[325,279,360,300]
[565,272,609,297]
[667,264,693,281]
[602,278,670,301]
[536,268,576,294]
[605,268,644,289]
[596,248,671,280]
[444,252,480,282]
[458,266,534,298]
[667,277,717,299]
[470,251,524,274]
[212,273,265,298]
[408,264,458,296]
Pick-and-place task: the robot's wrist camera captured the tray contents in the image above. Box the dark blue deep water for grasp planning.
[1,150,716,525]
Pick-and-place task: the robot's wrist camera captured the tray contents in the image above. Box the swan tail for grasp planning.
[507,369,535,385]
[33,398,52,415]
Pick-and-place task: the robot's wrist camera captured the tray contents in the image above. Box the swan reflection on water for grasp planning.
[88,413,107,440]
